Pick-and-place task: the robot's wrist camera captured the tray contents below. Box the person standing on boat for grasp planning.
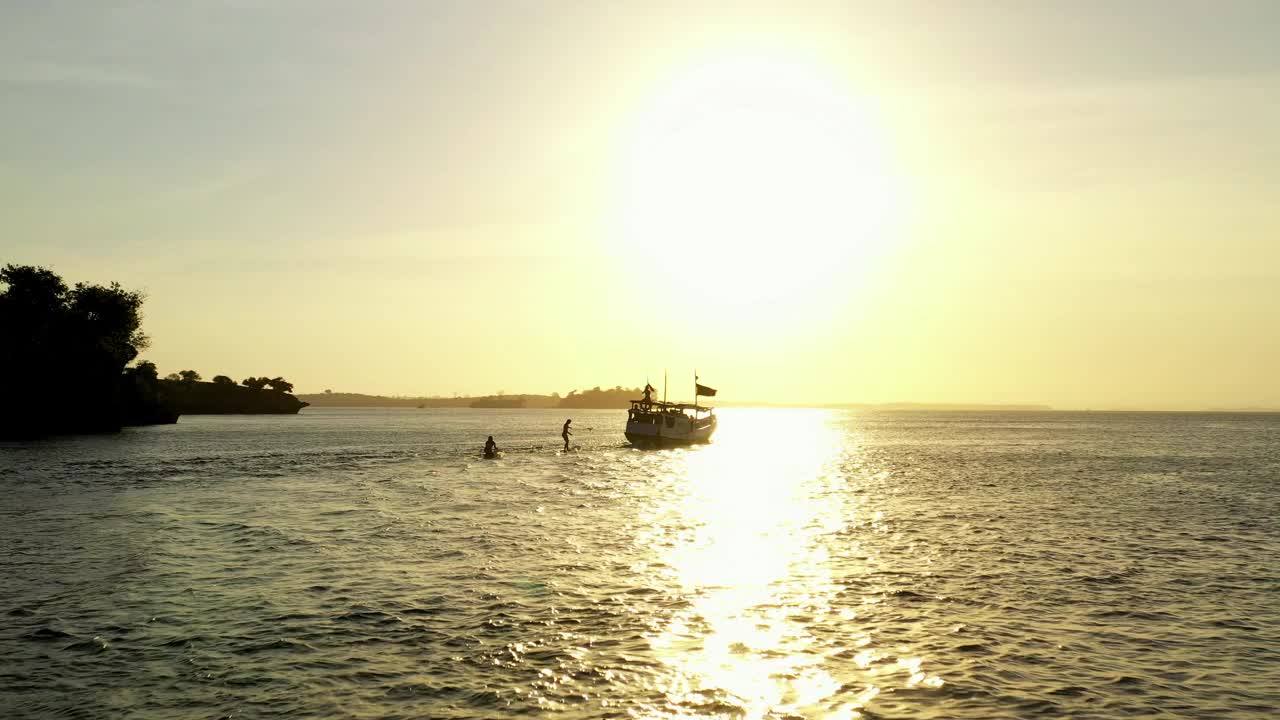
[642,383,655,405]
[561,419,572,451]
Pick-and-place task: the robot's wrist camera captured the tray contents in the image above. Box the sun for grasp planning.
[613,50,905,321]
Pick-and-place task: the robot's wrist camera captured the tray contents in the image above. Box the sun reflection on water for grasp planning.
[640,409,870,718]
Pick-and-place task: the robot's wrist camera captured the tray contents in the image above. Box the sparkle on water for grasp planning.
[644,411,891,719]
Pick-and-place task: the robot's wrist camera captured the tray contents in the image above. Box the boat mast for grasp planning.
[663,369,667,404]
[694,369,698,410]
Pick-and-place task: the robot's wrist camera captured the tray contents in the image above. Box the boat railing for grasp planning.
[629,399,714,417]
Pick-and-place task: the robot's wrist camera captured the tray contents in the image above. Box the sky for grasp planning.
[3,1,1278,409]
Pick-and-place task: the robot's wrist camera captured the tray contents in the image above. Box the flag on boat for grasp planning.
[695,383,717,397]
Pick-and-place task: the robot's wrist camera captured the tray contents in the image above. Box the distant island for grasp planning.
[297,390,1054,412]
[299,386,645,410]
[298,392,553,408]
[467,395,530,408]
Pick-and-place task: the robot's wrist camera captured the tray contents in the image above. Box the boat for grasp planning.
[624,377,717,447]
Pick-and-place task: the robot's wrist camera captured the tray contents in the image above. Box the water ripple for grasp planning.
[1,409,1278,718]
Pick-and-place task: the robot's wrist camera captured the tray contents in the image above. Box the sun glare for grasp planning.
[642,410,856,718]
[614,50,904,320]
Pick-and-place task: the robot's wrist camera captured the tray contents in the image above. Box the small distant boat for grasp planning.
[625,376,717,447]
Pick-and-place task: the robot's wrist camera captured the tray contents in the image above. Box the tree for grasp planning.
[120,359,173,427]
[132,360,159,381]
[324,389,333,394]
[1,265,151,437]
[265,376,294,393]
[242,377,269,390]
[212,375,235,385]
[178,369,201,383]
[67,281,148,367]
[165,373,182,381]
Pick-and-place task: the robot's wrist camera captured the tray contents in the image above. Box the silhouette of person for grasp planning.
[642,383,654,404]
[484,435,498,458]
[562,419,572,451]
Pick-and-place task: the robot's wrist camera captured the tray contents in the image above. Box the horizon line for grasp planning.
[294,390,1280,414]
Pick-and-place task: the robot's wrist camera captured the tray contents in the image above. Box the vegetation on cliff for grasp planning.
[241,376,294,392]
[1,264,161,438]
[162,379,308,415]
[121,361,180,427]
[149,370,305,414]
[1,264,307,438]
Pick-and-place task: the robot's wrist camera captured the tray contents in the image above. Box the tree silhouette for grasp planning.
[212,375,235,385]
[178,369,201,383]
[266,377,294,393]
[120,359,172,426]
[1,264,150,436]
[242,377,269,390]
[133,360,159,381]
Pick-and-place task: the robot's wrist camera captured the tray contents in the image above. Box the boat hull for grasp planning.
[624,431,713,448]
[625,414,716,447]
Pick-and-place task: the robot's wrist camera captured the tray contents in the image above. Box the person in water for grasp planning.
[483,435,498,457]
[561,419,572,451]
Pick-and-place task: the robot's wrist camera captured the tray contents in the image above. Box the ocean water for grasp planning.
[2,408,1278,719]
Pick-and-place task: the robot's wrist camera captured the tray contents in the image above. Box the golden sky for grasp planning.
[3,2,1278,408]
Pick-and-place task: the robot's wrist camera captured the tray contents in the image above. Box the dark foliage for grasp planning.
[212,375,235,385]
[0,264,156,437]
[239,376,293,392]
[162,380,308,414]
[133,360,159,381]
[122,362,179,427]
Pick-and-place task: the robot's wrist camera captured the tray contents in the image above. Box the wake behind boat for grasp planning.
[625,377,717,447]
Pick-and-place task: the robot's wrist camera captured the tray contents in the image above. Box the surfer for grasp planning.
[561,419,572,451]
[483,436,499,458]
